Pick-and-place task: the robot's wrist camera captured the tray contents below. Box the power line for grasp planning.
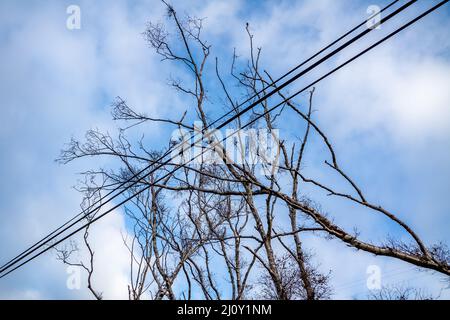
[1,0,445,280]
[0,0,407,275]
[205,0,402,130]
[0,0,413,276]
[0,0,420,278]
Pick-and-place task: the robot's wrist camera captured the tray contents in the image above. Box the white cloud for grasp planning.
[0,0,449,299]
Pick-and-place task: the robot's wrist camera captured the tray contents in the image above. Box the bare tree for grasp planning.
[54,177,104,300]
[56,1,449,300]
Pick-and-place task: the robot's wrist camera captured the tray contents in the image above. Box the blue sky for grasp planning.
[0,0,449,299]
